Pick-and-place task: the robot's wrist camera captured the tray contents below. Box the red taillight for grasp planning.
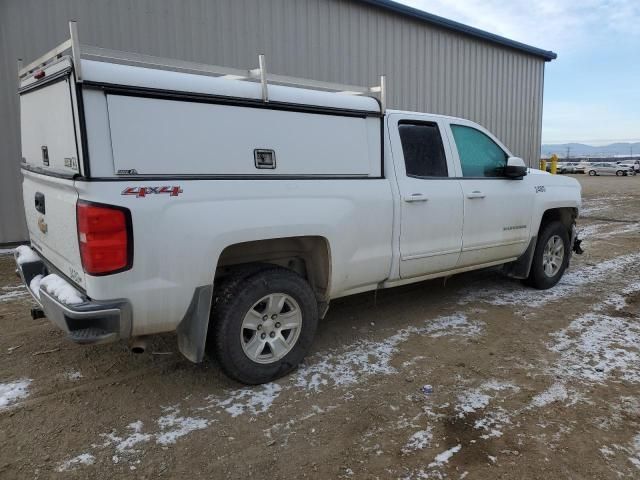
[77,201,132,275]
[34,69,45,79]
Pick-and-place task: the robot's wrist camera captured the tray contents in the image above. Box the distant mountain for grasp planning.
[541,142,640,158]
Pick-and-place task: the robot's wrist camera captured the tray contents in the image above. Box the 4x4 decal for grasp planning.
[122,186,183,198]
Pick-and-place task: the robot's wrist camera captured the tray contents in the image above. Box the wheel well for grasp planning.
[215,236,331,304]
[539,207,577,236]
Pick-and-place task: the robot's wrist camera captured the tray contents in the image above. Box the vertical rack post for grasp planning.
[69,20,82,81]
[379,75,386,113]
[258,54,269,102]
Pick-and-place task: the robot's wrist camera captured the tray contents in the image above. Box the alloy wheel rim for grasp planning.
[240,293,302,364]
[542,235,564,278]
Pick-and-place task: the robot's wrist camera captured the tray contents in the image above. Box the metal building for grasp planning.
[0,0,556,244]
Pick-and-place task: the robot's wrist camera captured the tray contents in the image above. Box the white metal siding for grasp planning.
[0,0,547,243]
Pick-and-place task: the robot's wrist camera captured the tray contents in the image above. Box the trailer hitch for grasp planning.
[572,237,584,255]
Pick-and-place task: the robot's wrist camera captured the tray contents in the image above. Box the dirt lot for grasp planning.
[1,174,639,479]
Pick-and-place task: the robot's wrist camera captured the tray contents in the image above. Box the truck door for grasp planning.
[444,121,535,268]
[388,114,464,279]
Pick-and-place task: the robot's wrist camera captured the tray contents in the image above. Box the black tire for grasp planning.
[210,266,318,384]
[524,220,570,290]
[616,170,624,176]
[588,170,596,176]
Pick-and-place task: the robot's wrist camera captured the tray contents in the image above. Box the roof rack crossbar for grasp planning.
[18,21,387,112]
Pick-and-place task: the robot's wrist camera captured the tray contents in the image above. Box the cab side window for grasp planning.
[398,122,448,178]
[451,124,508,178]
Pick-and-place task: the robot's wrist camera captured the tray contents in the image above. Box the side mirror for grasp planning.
[505,157,527,178]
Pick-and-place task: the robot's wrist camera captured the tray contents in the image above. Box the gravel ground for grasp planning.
[1,174,639,479]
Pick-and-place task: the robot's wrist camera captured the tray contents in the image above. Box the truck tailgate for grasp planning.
[22,171,85,288]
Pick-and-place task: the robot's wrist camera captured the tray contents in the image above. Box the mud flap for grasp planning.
[502,236,537,280]
[176,284,213,363]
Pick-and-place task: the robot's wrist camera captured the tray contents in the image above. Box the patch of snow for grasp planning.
[64,370,83,381]
[102,421,152,453]
[402,427,433,454]
[39,274,84,305]
[577,223,609,238]
[599,293,628,311]
[402,355,426,368]
[15,245,40,265]
[549,312,640,384]
[450,381,519,443]
[0,378,32,409]
[623,281,640,295]
[530,383,568,408]
[457,391,492,416]
[607,223,640,238]
[474,408,512,439]
[64,407,210,470]
[0,285,28,302]
[622,434,640,470]
[208,383,282,418]
[29,275,42,299]
[56,453,95,472]
[580,195,625,215]
[156,406,209,445]
[294,314,482,391]
[578,221,640,243]
[600,446,615,458]
[0,248,16,255]
[593,396,640,431]
[455,381,519,417]
[428,444,462,467]
[459,252,640,309]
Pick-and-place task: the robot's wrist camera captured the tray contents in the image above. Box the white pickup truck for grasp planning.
[15,26,582,384]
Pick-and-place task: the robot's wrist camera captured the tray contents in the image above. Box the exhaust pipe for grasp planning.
[129,336,148,354]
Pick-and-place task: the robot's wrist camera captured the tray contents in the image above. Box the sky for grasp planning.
[398,0,640,145]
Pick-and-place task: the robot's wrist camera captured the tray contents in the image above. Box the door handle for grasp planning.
[403,193,429,203]
[466,191,486,199]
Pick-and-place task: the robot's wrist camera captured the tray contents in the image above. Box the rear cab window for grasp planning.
[398,121,449,178]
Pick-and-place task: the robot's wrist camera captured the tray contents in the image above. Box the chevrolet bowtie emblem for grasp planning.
[37,216,48,234]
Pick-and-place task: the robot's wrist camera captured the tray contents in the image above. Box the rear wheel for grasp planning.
[616,170,624,176]
[525,220,570,290]
[210,266,318,384]
[588,170,596,176]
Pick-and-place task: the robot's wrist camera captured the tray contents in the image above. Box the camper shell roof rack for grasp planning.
[18,21,387,112]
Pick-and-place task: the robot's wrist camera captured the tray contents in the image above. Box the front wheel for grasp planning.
[616,170,624,176]
[210,266,318,384]
[524,221,570,290]
[588,170,596,176]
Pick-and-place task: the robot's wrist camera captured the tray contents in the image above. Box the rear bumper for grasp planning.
[14,246,131,345]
